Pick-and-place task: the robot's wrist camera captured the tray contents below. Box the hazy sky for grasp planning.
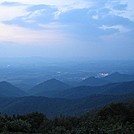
[0,0,134,59]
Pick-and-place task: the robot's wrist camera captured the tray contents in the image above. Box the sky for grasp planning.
[0,0,134,59]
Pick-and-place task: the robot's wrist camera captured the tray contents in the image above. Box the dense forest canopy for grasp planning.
[0,102,133,134]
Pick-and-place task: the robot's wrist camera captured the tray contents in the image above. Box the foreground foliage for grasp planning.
[0,102,134,134]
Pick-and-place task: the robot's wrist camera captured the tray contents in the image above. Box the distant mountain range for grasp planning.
[0,72,134,117]
[78,76,108,86]
[55,81,134,99]
[78,72,134,86]
[0,73,134,99]
[103,72,134,83]
[0,72,133,98]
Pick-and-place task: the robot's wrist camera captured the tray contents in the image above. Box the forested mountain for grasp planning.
[56,81,134,99]
[103,72,134,83]
[1,76,133,99]
[101,81,134,94]
[0,73,134,118]
[78,72,134,87]
[78,76,108,86]
[0,102,133,133]
[0,81,27,97]
[0,92,133,118]
[29,79,70,97]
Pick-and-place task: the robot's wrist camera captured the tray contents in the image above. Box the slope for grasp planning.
[0,81,27,97]
[56,81,134,99]
[29,79,70,97]
[0,93,133,118]
[103,72,134,83]
[78,76,108,86]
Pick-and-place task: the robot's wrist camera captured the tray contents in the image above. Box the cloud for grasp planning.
[53,0,94,19]
[0,0,133,47]
[0,0,93,12]
[0,0,94,22]
[99,24,133,45]
[0,4,28,22]
[39,22,67,29]
[92,14,99,20]
[100,25,130,33]
[87,0,134,22]
[105,0,134,21]
[22,9,46,23]
[0,0,94,44]
[0,23,66,44]
[0,0,134,22]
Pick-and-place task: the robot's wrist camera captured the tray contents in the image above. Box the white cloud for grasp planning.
[0,0,94,21]
[105,0,134,21]
[100,25,130,33]
[53,0,94,19]
[0,0,93,7]
[39,22,67,29]
[92,15,99,20]
[0,4,28,22]
[0,23,66,44]
[22,9,46,23]
[0,0,133,45]
[0,0,93,11]
[0,0,134,22]
[0,0,94,44]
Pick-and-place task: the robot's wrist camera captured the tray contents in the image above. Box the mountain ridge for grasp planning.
[0,93,133,118]
[0,81,27,97]
[55,80,134,99]
[29,78,71,97]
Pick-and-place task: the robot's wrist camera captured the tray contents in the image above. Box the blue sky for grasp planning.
[0,0,134,59]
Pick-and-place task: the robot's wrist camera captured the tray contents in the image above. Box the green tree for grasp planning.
[7,119,31,132]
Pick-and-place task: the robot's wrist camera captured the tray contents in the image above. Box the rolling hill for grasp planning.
[55,81,134,99]
[103,72,134,83]
[77,72,134,87]
[29,79,71,97]
[0,93,133,118]
[0,81,27,97]
[0,77,134,118]
[78,76,108,86]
